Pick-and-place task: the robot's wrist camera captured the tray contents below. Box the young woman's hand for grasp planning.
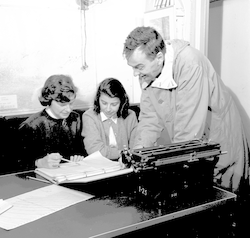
[70,155,84,162]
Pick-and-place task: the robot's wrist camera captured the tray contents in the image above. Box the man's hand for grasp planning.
[133,145,144,150]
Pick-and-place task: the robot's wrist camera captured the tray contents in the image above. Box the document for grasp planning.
[35,151,133,184]
[0,199,13,215]
[0,185,94,230]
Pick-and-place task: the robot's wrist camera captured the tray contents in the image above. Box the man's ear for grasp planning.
[156,52,164,65]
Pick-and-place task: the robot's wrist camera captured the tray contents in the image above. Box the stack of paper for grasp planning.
[35,151,133,184]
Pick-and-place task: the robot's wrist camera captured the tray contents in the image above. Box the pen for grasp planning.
[26,176,51,184]
[60,157,81,165]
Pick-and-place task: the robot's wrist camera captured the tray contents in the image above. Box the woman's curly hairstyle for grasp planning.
[93,78,130,119]
[39,74,77,106]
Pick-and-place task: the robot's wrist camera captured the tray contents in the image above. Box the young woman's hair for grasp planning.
[93,78,130,119]
[39,74,77,106]
[123,26,166,61]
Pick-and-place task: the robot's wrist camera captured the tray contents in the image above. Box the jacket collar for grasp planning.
[151,43,177,90]
[100,112,117,124]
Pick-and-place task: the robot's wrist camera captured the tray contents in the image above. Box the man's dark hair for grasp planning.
[123,26,166,60]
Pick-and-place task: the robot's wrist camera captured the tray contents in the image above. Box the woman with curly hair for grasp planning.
[19,74,87,169]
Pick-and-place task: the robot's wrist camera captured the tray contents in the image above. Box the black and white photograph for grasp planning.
[0,0,249,237]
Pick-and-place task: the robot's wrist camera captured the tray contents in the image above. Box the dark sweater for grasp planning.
[18,109,87,169]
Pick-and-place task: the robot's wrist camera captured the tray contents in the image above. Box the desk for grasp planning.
[0,171,236,238]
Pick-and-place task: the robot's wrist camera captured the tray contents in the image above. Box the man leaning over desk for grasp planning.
[123,26,249,193]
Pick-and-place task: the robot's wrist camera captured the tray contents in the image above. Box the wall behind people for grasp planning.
[0,0,144,116]
[208,0,250,143]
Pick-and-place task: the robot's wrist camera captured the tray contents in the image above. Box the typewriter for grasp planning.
[121,139,225,204]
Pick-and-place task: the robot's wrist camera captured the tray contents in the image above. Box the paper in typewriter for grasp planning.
[35,151,133,184]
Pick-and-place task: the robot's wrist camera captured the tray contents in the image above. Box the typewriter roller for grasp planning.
[122,139,223,171]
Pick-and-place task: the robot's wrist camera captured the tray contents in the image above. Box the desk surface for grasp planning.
[0,171,236,238]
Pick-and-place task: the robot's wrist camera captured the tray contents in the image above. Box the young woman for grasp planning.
[82,78,138,160]
[19,74,87,169]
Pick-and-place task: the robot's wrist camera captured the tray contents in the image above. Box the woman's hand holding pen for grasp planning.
[35,153,62,169]
[35,153,84,168]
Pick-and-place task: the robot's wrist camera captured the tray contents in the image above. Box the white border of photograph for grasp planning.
[144,6,176,41]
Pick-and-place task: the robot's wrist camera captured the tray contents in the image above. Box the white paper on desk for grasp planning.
[0,199,13,215]
[0,185,94,230]
[35,151,131,184]
[60,151,122,170]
